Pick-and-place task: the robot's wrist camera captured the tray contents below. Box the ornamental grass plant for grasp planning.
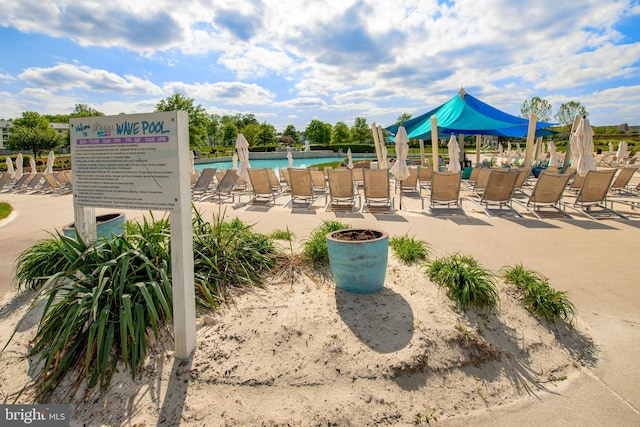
[6,209,279,400]
[389,234,430,264]
[425,253,499,311]
[301,220,350,265]
[500,264,576,327]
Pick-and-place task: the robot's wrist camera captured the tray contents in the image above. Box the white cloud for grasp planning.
[163,81,275,105]
[0,0,638,127]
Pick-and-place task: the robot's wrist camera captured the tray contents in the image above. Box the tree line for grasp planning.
[4,93,609,159]
[5,93,374,157]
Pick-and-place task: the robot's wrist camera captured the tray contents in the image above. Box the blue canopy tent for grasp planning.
[385,88,556,167]
[386,88,555,139]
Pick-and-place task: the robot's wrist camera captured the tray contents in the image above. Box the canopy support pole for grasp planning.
[419,139,425,166]
[458,134,465,168]
[475,135,481,166]
[430,116,438,168]
[524,113,537,167]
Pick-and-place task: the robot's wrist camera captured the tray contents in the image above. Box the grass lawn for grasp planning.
[0,202,12,221]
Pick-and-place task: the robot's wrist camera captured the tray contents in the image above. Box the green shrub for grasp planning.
[8,209,279,400]
[192,210,279,309]
[501,264,576,327]
[425,254,499,311]
[17,225,174,400]
[389,234,430,264]
[269,229,295,241]
[302,220,350,265]
[0,202,13,221]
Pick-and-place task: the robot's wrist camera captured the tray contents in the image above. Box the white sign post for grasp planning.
[70,111,196,359]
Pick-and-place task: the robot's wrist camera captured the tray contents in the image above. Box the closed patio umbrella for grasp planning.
[574,116,596,177]
[390,125,410,209]
[5,156,15,178]
[236,133,251,184]
[287,151,294,168]
[380,145,389,169]
[347,148,354,169]
[548,141,558,167]
[15,153,23,180]
[232,152,238,169]
[45,150,55,174]
[616,141,628,163]
[29,157,37,175]
[447,134,461,172]
[608,141,614,154]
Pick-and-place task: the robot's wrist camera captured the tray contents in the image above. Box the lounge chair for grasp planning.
[471,168,492,196]
[0,173,11,191]
[597,154,615,167]
[310,170,328,195]
[567,172,585,193]
[5,173,32,192]
[247,168,279,206]
[394,167,419,194]
[284,168,324,209]
[422,171,465,216]
[608,167,636,195]
[191,167,217,199]
[279,168,291,192]
[513,173,572,219]
[40,173,72,195]
[325,169,360,212]
[352,168,365,189]
[200,169,241,203]
[360,169,393,213]
[418,166,433,193]
[512,167,532,195]
[266,169,282,193]
[463,167,480,191]
[465,169,521,217]
[18,173,44,194]
[569,169,628,219]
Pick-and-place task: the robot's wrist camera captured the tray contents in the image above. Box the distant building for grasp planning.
[616,123,640,133]
[0,120,68,150]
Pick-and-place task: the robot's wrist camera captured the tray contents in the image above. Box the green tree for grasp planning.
[283,125,301,145]
[7,112,61,159]
[520,97,552,122]
[305,119,331,145]
[155,93,208,149]
[221,121,238,145]
[331,121,351,145]
[258,122,277,146]
[242,122,262,146]
[70,104,104,118]
[350,117,370,144]
[396,112,412,125]
[206,114,221,145]
[555,101,589,129]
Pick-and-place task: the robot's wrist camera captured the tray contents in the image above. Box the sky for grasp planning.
[1,0,639,132]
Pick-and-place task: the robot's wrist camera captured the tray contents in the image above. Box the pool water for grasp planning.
[194,157,370,174]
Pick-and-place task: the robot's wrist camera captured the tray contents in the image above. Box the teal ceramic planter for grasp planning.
[62,212,126,241]
[326,229,389,294]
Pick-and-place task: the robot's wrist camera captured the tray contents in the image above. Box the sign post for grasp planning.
[70,111,196,359]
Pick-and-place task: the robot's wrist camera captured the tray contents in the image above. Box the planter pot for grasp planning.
[326,229,389,294]
[62,212,126,241]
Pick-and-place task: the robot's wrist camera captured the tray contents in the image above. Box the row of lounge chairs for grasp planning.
[0,171,73,195]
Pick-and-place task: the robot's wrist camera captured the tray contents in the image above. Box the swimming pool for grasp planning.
[194,156,371,174]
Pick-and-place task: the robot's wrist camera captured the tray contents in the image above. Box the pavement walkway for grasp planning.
[0,191,639,426]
